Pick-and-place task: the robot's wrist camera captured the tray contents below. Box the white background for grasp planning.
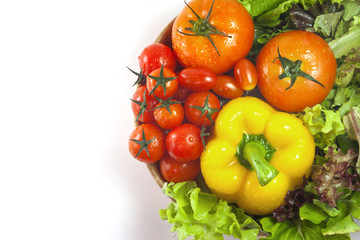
[0,1,359,240]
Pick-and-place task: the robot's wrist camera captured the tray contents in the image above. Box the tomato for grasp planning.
[184,91,221,127]
[172,0,254,75]
[128,124,165,163]
[234,58,258,91]
[256,30,337,112]
[153,100,184,129]
[212,75,244,99]
[172,84,192,101]
[146,66,178,100]
[138,43,177,75]
[159,154,200,183]
[131,85,158,123]
[166,124,204,162]
[178,67,217,91]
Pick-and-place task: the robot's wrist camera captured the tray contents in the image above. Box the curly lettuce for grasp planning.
[159,182,260,240]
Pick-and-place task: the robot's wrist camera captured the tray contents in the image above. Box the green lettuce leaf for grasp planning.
[328,15,360,58]
[296,104,345,149]
[260,192,360,240]
[260,217,351,240]
[341,0,360,22]
[343,107,360,174]
[297,192,360,236]
[335,47,360,87]
[159,182,260,240]
[313,11,344,38]
[322,191,360,235]
[238,0,287,17]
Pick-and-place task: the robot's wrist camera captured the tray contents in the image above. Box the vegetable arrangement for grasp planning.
[128,0,360,239]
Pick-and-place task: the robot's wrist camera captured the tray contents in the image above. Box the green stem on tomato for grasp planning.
[177,0,232,56]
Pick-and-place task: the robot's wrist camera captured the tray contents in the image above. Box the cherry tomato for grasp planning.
[153,100,184,130]
[172,84,192,101]
[184,91,221,127]
[178,67,217,92]
[256,30,337,112]
[234,58,258,91]
[212,75,244,99]
[166,124,204,162]
[172,0,254,75]
[159,154,200,183]
[138,43,177,75]
[128,124,165,163]
[146,66,178,100]
[131,85,158,123]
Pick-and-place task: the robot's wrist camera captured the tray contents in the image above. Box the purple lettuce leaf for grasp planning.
[311,146,360,208]
[273,177,314,222]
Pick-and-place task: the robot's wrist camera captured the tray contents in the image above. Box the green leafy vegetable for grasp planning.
[343,107,360,174]
[298,192,360,236]
[296,104,345,150]
[261,192,360,240]
[159,182,260,240]
[328,12,360,58]
[260,216,351,240]
[335,48,360,87]
[342,0,360,21]
[313,11,344,38]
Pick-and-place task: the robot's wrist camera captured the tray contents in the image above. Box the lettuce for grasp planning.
[260,216,351,240]
[343,107,360,174]
[238,0,321,18]
[300,192,360,236]
[311,147,360,207]
[296,104,345,150]
[159,182,260,240]
[260,191,360,240]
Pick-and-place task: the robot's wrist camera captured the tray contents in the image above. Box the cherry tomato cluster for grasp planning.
[128,42,257,183]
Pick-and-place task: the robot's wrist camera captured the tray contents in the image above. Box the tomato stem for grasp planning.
[151,96,183,115]
[130,89,148,121]
[177,0,232,56]
[127,66,146,87]
[147,65,178,96]
[190,93,220,124]
[130,128,155,158]
[274,47,325,90]
[200,124,210,150]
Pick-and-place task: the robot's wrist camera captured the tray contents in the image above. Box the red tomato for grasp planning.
[138,43,177,75]
[256,30,337,112]
[172,0,254,75]
[128,124,165,163]
[131,85,158,123]
[159,154,200,183]
[172,84,192,101]
[178,67,217,91]
[166,124,204,162]
[146,66,178,100]
[184,91,221,127]
[153,100,184,129]
[234,58,258,91]
[212,75,244,99]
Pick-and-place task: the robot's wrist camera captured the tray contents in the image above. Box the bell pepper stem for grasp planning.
[242,141,279,186]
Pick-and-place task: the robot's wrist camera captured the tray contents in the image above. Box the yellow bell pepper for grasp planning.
[200,96,315,215]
